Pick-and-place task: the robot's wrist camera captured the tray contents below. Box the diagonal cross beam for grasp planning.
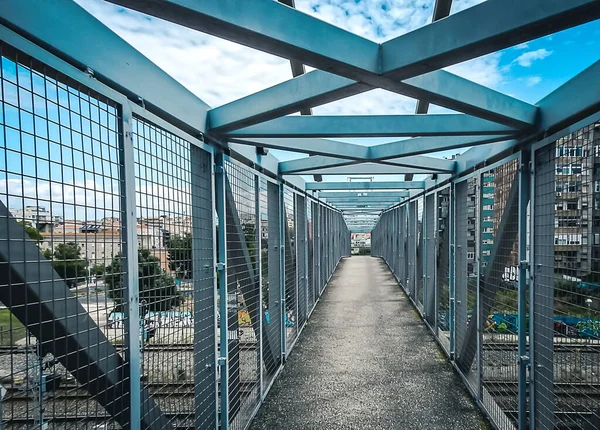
[456,170,520,374]
[0,201,170,430]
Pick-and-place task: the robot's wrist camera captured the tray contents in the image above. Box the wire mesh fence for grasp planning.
[372,119,600,430]
[533,122,600,430]
[0,37,350,430]
[0,43,130,430]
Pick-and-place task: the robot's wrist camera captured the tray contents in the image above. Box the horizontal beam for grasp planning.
[228,115,516,138]
[307,181,425,191]
[324,196,405,203]
[537,59,600,133]
[279,153,454,174]
[290,163,445,176]
[203,0,592,133]
[317,191,410,198]
[229,138,369,160]
[209,69,538,133]
[327,197,404,207]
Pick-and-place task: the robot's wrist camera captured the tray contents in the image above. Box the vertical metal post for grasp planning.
[476,174,483,400]
[305,198,309,319]
[518,148,531,430]
[279,184,286,360]
[120,103,141,430]
[449,183,456,358]
[256,176,264,398]
[215,152,229,430]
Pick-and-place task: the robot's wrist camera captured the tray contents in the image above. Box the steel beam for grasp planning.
[324,197,405,203]
[209,69,537,133]
[279,154,454,174]
[0,202,171,430]
[381,0,600,77]
[228,115,516,138]
[368,135,505,161]
[537,59,600,133]
[290,163,447,176]
[1,0,211,133]
[306,181,425,191]
[106,0,378,75]
[200,0,596,134]
[229,138,369,160]
[318,191,410,198]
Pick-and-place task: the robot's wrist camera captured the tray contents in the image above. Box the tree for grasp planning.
[104,248,182,312]
[166,234,192,279]
[91,263,105,277]
[17,221,44,244]
[44,242,88,288]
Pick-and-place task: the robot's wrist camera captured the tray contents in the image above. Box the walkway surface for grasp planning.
[250,256,486,430]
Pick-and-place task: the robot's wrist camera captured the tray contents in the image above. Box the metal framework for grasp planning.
[0,1,599,430]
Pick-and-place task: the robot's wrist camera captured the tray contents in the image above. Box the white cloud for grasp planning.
[73,0,510,165]
[445,53,504,89]
[514,43,529,50]
[526,76,542,87]
[514,49,553,67]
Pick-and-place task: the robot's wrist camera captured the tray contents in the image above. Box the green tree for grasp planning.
[44,242,88,288]
[104,249,182,312]
[17,221,44,244]
[91,263,105,277]
[167,234,192,279]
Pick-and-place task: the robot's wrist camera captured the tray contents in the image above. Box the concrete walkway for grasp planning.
[250,256,486,430]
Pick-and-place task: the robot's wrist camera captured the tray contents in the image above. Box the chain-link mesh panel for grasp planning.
[478,159,520,429]
[224,161,260,430]
[0,43,133,429]
[533,122,600,430]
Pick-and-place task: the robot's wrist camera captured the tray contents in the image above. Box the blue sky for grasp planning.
[74,0,600,173]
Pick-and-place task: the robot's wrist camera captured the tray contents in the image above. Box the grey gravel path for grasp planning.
[250,256,488,430]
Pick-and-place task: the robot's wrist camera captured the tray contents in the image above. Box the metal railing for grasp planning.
[0,38,350,430]
[372,120,600,430]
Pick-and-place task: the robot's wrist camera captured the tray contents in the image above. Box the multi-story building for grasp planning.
[10,206,63,230]
[554,121,600,280]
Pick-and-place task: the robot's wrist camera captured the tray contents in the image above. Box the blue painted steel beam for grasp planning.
[381,0,600,77]
[325,198,404,205]
[367,135,504,160]
[537,59,600,133]
[228,115,516,138]
[107,0,379,74]
[209,69,538,133]
[306,181,425,190]
[229,138,369,160]
[292,163,447,176]
[279,154,454,174]
[200,0,592,133]
[454,139,519,174]
[1,0,211,134]
[318,191,410,198]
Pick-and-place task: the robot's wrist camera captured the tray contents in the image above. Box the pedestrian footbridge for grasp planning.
[0,1,599,430]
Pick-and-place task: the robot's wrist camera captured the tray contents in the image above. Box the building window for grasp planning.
[467,251,475,260]
[556,146,583,157]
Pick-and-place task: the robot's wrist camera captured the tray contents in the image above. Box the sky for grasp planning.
[73,0,599,182]
[2,0,599,224]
